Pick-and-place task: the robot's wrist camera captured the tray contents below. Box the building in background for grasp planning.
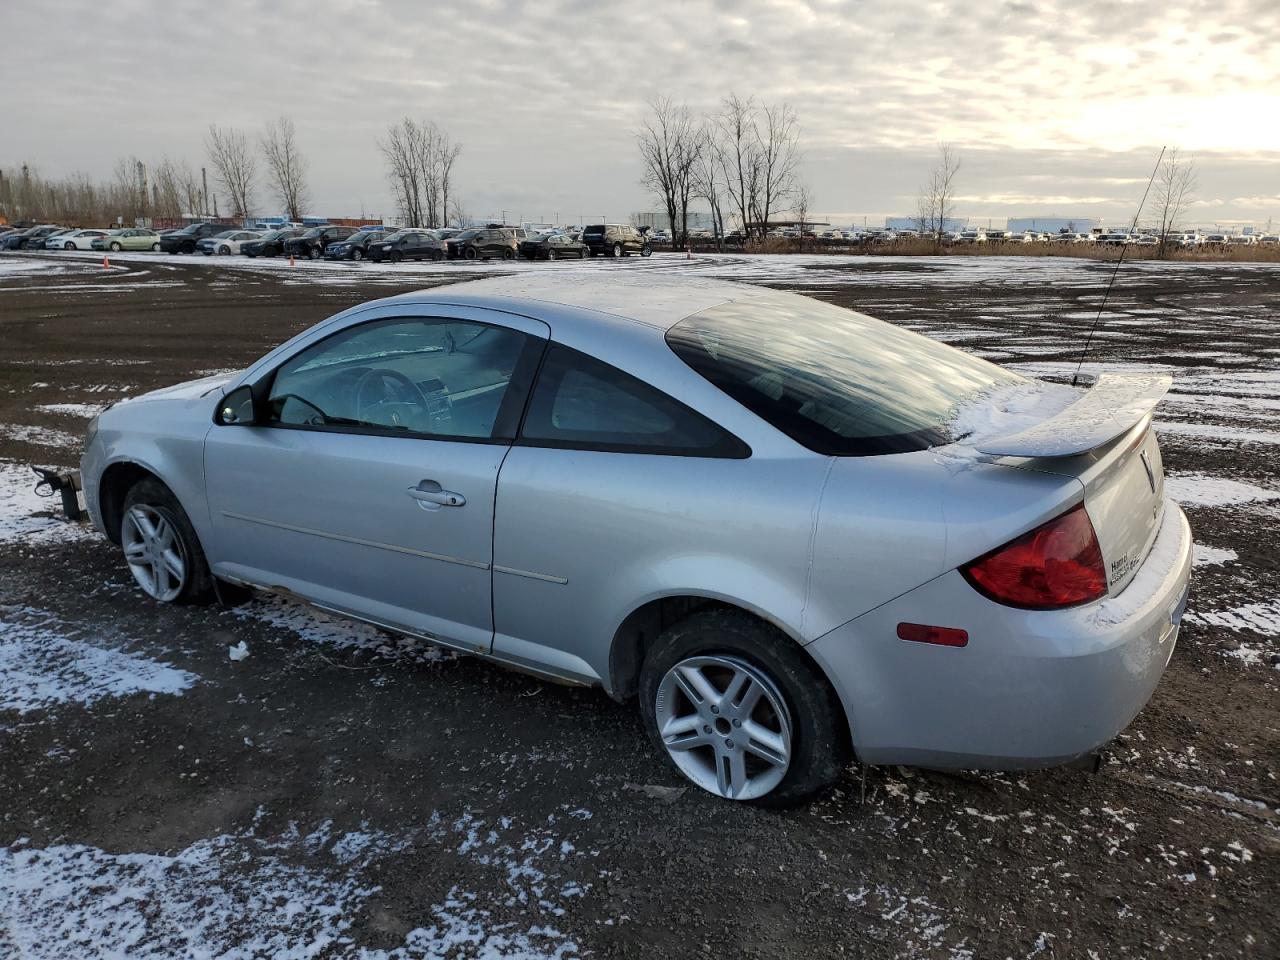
[1007,216,1099,234]
[885,216,966,232]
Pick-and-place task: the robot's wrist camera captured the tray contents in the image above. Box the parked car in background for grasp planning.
[519,232,589,260]
[161,222,230,254]
[95,228,162,252]
[955,230,986,244]
[3,224,65,250]
[324,228,397,261]
[366,229,445,262]
[27,228,76,250]
[446,227,523,261]
[581,224,652,258]
[284,225,357,260]
[45,228,108,250]
[1256,235,1280,245]
[1201,234,1229,247]
[197,230,263,256]
[242,228,304,258]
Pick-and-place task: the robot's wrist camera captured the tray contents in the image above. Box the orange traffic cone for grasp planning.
[102,256,110,269]
[288,255,295,267]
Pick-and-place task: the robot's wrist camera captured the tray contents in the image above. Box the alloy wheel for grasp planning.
[654,654,792,800]
[121,504,187,602]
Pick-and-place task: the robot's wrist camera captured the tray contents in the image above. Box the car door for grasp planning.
[204,306,549,654]
[491,343,783,685]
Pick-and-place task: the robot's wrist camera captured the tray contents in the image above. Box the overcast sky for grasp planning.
[4,0,1277,228]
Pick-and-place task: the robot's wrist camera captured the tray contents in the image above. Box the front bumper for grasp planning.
[806,500,1193,769]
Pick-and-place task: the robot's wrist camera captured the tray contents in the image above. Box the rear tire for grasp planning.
[120,478,215,606]
[611,242,622,258]
[309,246,322,260]
[152,243,160,251]
[546,249,556,261]
[639,609,850,807]
[501,248,515,260]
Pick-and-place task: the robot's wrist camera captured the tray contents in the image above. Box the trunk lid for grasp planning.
[1027,421,1165,595]
[948,374,1173,596]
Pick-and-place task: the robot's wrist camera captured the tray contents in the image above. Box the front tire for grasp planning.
[110,242,122,252]
[464,247,478,260]
[639,609,850,807]
[641,245,653,257]
[308,246,322,260]
[120,479,215,605]
[218,245,231,255]
[501,248,515,260]
[546,249,556,261]
[152,243,161,251]
[66,243,78,251]
[351,248,363,261]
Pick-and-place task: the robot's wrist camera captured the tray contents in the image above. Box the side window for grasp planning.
[520,345,747,457]
[268,317,530,440]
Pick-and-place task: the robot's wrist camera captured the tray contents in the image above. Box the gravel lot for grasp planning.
[1,250,1277,959]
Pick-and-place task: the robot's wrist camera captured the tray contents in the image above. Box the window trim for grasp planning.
[514,342,750,459]
[241,314,545,446]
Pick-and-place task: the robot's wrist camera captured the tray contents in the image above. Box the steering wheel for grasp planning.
[353,367,431,427]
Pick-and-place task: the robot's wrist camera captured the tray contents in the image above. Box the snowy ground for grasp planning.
[0,250,1277,958]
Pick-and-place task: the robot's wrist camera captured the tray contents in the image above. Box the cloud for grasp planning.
[1,0,1275,225]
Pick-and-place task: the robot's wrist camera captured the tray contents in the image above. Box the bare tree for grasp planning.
[754,102,800,238]
[379,118,462,228]
[636,96,701,247]
[149,157,187,220]
[205,124,257,219]
[1151,148,1197,259]
[261,116,310,221]
[715,93,761,239]
[791,182,813,250]
[917,143,961,251]
[692,126,726,248]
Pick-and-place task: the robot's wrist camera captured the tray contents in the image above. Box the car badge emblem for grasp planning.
[1139,449,1156,494]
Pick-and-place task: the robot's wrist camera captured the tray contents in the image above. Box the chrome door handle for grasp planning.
[407,481,465,508]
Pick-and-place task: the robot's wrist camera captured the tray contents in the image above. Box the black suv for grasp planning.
[580,224,652,258]
[160,222,232,255]
[446,227,525,261]
[366,230,446,263]
[242,228,304,258]
[284,225,357,260]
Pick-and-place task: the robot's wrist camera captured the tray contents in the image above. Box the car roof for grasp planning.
[378,274,778,332]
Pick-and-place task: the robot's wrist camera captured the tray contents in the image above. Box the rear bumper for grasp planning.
[806,501,1192,769]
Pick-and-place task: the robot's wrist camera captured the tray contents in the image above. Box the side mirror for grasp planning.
[216,385,258,426]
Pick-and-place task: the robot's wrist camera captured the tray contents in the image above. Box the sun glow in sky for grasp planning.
[2,0,1276,227]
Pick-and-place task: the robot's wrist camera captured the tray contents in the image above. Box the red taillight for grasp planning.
[961,503,1107,610]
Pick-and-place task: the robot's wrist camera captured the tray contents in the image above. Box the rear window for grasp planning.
[666,297,1022,456]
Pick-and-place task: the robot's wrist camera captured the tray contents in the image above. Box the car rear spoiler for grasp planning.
[974,373,1173,458]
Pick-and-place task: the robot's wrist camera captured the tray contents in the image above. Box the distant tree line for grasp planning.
[636,93,806,247]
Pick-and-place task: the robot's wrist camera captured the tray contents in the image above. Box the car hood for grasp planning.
[122,372,238,406]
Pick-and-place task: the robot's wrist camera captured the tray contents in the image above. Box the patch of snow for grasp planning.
[942,379,1080,458]
[0,607,197,714]
[1192,544,1237,567]
[0,423,82,449]
[35,403,107,418]
[0,813,589,959]
[235,595,456,666]
[1164,473,1280,508]
[1187,601,1280,637]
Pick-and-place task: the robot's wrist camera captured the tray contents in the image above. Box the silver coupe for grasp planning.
[78,275,1192,804]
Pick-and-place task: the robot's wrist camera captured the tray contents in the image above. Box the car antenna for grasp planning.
[1070,146,1166,387]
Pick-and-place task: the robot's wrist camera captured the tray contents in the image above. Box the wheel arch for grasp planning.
[97,460,163,545]
[607,592,807,702]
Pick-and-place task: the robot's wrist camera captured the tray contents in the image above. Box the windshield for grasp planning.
[667,296,1023,456]
[212,230,237,238]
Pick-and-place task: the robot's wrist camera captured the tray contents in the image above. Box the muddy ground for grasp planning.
[0,250,1277,958]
